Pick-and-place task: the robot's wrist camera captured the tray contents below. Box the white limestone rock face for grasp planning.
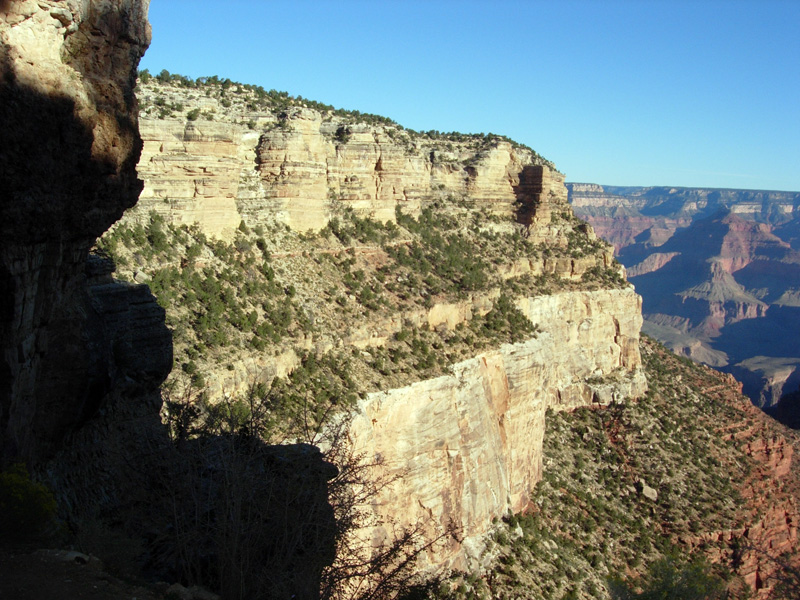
[137,119,245,238]
[132,101,564,236]
[347,288,646,571]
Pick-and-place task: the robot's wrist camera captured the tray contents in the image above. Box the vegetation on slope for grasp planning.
[91,186,633,597]
[98,200,624,434]
[433,336,799,600]
[136,69,556,169]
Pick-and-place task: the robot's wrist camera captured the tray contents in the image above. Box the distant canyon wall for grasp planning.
[569,183,800,410]
[569,183,800,252]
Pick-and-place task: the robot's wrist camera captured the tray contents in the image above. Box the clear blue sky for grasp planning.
[140,0,799,191]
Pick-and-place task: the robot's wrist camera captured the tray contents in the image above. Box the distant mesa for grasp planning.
[569,182,800,418]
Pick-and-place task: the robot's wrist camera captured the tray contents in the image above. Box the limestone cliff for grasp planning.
[132,80,561,238]
[455,337,800,599]
[348,289,645,569]
[101,74,800,592]
[92,76,649,575]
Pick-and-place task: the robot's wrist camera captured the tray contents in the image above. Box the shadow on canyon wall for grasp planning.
[0,17,336,599]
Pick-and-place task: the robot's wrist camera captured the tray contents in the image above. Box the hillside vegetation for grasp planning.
[99,197,624,436]
[435,336,800,600]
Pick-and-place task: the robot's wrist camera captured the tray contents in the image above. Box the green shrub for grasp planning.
[335,125,351,144]
[608,557,726,600]
[0,463,57,541]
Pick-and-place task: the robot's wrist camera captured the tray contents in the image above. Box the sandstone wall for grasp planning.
[347,288,646,570]
[137,119,249,238]
[132,106,564,238]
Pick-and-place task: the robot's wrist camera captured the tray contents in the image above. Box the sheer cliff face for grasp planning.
[134,101,563,237]
[252,118,566,239]
[0,0,163,463]
[349,289,646,570]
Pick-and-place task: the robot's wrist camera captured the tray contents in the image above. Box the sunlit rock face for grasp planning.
[569,183,800,410]
[133,103,564,237]
[348,288,646,570]
[0,0,163,464]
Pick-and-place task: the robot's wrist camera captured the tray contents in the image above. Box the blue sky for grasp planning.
[140,0,800,191]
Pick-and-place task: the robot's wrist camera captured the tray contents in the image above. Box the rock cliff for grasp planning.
[132,80,561,238]
[91,74,800,593]
[111,80,644,570]
[348,289,645,569]
[0,0,159,464]
[461,337,800,599]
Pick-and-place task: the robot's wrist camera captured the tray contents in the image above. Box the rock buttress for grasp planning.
[0,0,156,463]
[347,288,646,571]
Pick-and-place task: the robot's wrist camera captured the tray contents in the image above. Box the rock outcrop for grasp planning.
[0,0,158,464]
[348,289,646,570]
[132,83,561,238]
[138,119,247,238]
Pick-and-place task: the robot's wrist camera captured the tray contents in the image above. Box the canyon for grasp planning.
[115,75,800,595]
[2,7,799,598]
[570,183,800,413]
[114,76,645,571]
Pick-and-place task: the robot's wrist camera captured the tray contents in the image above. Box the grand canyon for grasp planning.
[1,2,799,600]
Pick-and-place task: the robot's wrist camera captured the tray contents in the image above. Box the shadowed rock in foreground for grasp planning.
[0,3,336,598]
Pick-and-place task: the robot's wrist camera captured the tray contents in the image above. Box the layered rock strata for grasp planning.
[348,289,646,570]
[568,183,800,252]
[126,91,635,571]
[132,95,563,237]
[569,183,800,412]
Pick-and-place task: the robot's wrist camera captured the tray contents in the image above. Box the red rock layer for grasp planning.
[690,372,800,597]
